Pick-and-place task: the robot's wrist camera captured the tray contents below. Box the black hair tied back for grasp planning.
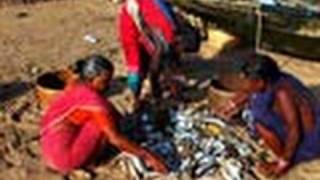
[243,54,281,82]
[74,54,114,82]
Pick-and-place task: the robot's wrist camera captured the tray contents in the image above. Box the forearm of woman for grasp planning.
[255,123,284,157]
[276,89,300,161]
[91,110,149,158]
[106,129,149,158]
[231,91,249,107]
[282,123,299,161]
[281,127,299,162]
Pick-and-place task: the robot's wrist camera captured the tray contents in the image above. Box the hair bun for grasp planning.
[242,54,280,82]
[74,54,114,81]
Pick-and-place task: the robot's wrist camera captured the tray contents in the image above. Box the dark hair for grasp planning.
[242,54,281,82]
[74,54,114,82]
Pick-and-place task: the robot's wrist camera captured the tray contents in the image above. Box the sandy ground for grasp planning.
[0,0,320,180]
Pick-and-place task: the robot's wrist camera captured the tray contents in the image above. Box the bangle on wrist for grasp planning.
[228,100,236,108]
[278,159,289,167]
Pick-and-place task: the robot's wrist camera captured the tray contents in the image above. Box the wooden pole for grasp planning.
[255,3,263,54]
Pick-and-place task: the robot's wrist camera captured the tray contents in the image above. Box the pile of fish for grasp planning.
[124,105,262,180]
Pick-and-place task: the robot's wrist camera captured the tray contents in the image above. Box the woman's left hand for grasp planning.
[256,159,290,177]
[142,152,168,174]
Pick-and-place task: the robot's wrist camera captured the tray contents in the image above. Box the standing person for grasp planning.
[215,54,320,176]
[118,0,179,108]
[40,55,168,174]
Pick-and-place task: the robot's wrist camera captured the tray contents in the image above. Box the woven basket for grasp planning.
[35,69,73,108]
[208,79,235,112]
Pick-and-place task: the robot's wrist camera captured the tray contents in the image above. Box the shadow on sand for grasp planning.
[0,81,33,103]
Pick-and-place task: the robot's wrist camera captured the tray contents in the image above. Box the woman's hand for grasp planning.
[95,110,168,174]
[256,159,289,177]
[142,151,168,174]
[214,100,241,120]
[214,92,249,120]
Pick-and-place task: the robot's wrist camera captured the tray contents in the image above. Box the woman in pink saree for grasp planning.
[40,55,168,174]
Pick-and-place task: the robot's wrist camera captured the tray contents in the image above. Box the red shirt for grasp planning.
[118,0,176,74]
